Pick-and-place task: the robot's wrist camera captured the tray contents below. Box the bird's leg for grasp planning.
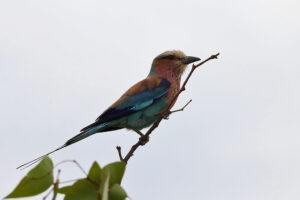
[133,129,144,137]
[159,110,170,120]
[133,130,149,145]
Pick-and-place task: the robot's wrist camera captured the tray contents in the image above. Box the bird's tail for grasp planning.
[16,123,109,170]
[65,123,107,146]
[16,144,67,170]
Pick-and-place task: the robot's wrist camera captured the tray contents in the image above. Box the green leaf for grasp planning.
[57,185,73,194]
[102,162,125,187]
[88,161,102,185]
[101,172,110,200]
[63,179,97,200]
[5,157,53,198]
[109,184,127,200]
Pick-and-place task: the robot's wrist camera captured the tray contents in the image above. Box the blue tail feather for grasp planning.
[17,122,111,170]
[65,123,108,145]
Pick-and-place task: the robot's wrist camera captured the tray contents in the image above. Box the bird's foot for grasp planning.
[160,111,170,120]
[139,135,149,146]
[162,115,169,120]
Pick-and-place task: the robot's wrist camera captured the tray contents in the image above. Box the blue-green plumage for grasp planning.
[66,78,170,145]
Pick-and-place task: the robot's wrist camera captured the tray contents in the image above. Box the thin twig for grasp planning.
[116,146,124,161]
[42,186,53,200]
[54,160,87,176]
[169,99,192,114]
[116,53,219,163]
[56,169,61,181]
[73,160,87,176]
[51,169,61,200]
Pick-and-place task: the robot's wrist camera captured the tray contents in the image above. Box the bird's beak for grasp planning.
[182,56,201,64]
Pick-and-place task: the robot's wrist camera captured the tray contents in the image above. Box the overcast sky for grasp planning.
[1,0,300,199]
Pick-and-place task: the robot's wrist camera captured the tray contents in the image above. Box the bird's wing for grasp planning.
[80,76,170,132]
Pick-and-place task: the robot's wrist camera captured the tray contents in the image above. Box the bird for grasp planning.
[17,50,200,169]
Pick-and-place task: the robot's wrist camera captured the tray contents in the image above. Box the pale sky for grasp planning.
[1,0,300,199]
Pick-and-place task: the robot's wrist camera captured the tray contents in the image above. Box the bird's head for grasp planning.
[149,50,200,77]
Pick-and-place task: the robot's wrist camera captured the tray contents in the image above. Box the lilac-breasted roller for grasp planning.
[17,50,200,169]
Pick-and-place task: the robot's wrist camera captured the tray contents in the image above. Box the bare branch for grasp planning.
[116,146,124,161]
[117,53,220,164]
[51,169,61,200]
[54,160,87,176]
[169,99,192,114]
[56,169,61,181]
[42,187,53,200]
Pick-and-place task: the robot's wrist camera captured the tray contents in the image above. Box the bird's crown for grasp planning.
[154,50,186,61]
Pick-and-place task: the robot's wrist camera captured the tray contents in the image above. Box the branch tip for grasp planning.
[116,146,124,162]
[169,99,193,114]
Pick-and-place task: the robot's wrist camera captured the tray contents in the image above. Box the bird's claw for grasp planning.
[162,115,169,120]
[160,111,170,120]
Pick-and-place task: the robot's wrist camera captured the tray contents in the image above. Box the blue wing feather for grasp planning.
[80,78,170,132]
